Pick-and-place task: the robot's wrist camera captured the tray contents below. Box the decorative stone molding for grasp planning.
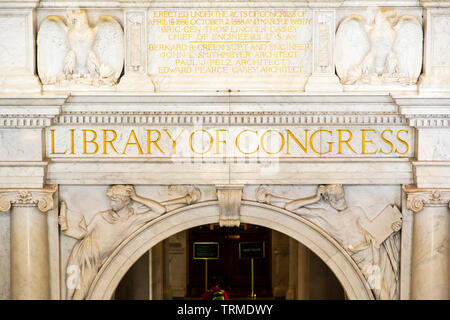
[216,185,243,227]
[0,96,65,128]
[0,185,57,212]
[420,0,450,8]
[403,185,450,212]
[55,111,407,126]
[393,95,450,128]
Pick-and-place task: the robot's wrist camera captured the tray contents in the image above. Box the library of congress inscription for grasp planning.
[148,9,312,77]
[47,127,413,159]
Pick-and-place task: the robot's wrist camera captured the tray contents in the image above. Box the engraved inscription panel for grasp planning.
[148,9,312,90]
[47,126,414,159]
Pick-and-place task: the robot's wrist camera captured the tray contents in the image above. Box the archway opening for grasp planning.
[113,223,345,300]
[87,201,373,300]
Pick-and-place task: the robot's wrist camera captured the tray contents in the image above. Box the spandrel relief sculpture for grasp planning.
[37,10,124,87]
[256,184,402,300]
[335,9,423,86]
[59,185,201,300]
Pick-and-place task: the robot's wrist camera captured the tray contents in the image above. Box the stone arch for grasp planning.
[87,201,374,300]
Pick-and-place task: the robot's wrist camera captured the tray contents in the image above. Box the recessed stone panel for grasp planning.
[148,8,313,91]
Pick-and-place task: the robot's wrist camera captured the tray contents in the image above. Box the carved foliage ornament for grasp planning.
[37,10,124,87]
[0,185,57,212]
[335,9,423,85]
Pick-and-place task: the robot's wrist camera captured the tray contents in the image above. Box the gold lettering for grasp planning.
[146,130,165,154]
[122,130,144,155]
[286,129,308,154]
[260,130,285,155]
[337,130,357,154]
[215,129,228,154]
[361,129,377,155]
[310,130,332,155]
[395,130,410,155]
[189,129,213,155]
[164,129,185,154]
[235,130,259,155]
[380,129,394,155]
[69,129,75,155]
[50,129,66,155]
[102,129,119,155]
[82,129,98,155]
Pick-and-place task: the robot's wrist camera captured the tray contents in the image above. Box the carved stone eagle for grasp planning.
[335,9,423,85]
[37,10,124,86]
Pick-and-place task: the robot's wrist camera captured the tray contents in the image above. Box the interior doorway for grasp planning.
[187,223,272,299]
[113,223,345,300]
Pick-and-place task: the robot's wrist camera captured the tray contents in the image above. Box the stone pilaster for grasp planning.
[0,185,57,300]
[0,0,41,93]
[305,0,343,92]
[393,95,450,189]
[404,185,450,300]
[117,4,155,91]
[419,0,450,92]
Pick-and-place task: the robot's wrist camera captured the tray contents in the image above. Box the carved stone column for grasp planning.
[0,186,56,299]
[405,185,450,300]
[305,0,343,92]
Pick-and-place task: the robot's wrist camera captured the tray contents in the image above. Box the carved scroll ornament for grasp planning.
[0,185,57,212]
[404,185,450,213]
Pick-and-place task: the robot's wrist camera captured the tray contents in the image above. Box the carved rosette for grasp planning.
[403,185,450,213]
[0,185,57,212]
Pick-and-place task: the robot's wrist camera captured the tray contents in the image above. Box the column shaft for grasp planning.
[10,205,50,299]
[411,206,450,299]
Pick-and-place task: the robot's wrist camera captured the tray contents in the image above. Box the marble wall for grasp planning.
[0,0,449,301]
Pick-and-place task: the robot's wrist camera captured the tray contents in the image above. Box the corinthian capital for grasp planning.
[403,185,450,213]
[0,185,57,212]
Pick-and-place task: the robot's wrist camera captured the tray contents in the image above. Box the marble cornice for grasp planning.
[51,92,408,125]
[341,0,420,7]
[0,0,40,9]
[403,185,450,212]
[55,110,407,126]
[392,94,450,128]
[38,1,313,9]
[0,95,66,128]
[0,185,57,212]
[36,0,425,9]
[420,0,450,8]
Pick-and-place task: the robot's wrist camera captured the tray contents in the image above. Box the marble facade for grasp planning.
[0,0,449,300]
